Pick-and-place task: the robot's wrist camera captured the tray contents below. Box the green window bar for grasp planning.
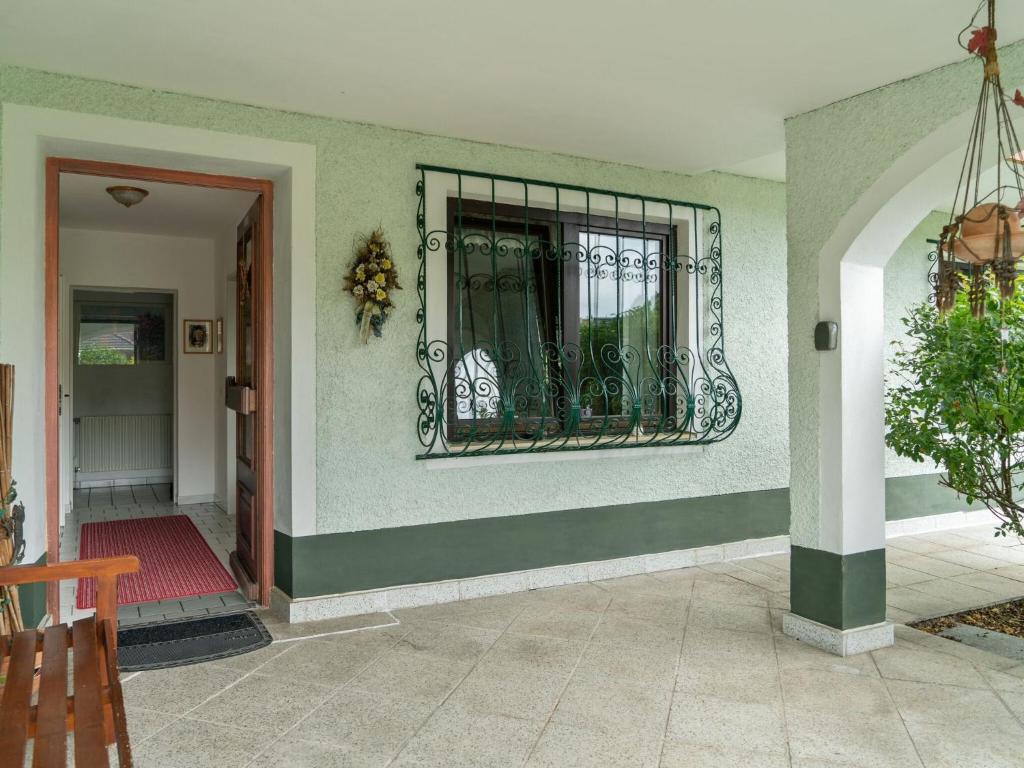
[415,164,741,458]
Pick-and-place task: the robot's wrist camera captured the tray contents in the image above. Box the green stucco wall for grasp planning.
[0,65,789,539]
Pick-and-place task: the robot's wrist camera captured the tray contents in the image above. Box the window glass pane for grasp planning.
[452,228,552,423]
[78,321,137,365]
[77,302,167,365]
[578,232,663,420]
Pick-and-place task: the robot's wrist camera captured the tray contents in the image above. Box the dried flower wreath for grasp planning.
[343,228,401,342]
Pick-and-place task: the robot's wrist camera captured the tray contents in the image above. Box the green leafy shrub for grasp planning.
[886,288,1024,539]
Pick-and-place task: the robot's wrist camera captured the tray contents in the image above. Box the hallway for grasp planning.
[60,486,250,626]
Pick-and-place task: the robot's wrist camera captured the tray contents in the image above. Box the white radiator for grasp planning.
[75,414,172,473]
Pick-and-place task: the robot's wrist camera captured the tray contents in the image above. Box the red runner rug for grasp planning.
[77,515,237,609]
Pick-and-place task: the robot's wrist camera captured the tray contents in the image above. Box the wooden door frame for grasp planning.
[44,157,275,620]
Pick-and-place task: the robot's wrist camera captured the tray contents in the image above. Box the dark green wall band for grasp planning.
[275,487,790,598]
[885,473,984,521]
[274,472,972,600]
[790,546,887,630]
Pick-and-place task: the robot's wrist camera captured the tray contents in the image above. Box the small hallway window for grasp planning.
[77,301,168,365]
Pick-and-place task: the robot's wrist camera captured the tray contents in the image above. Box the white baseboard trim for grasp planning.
[783,613,894,656]
[271,533,791,623]
[885,509,997,539]
[176,493,217,505]
[75,472,172,489]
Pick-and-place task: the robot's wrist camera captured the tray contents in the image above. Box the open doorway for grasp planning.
[46,158,274,623]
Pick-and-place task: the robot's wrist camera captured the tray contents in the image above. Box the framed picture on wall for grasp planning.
[216,317,224,354]
[183,319,213,354]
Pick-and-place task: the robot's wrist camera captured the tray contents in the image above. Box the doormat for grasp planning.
[77,515,237,608]
[117,611,272,672]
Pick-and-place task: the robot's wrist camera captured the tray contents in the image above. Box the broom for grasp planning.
[0,363,24,636]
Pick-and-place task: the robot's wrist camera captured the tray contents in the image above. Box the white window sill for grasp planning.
[421,443,705,470]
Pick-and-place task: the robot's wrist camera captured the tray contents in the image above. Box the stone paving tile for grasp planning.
[786,707,925,768]
[132,717,274,768]
[951,570,1024,599]
[190,672,335,735]
[667,695,788,755]
[525,720,661,768]
[903,719,1024,768]
[247,736,366,768]
[393,708,544,768]
[927,548,1014,571]
[292,685,437,761]
[967,543,1024,564]
[905,577,1005,605]
[872,644,990,689]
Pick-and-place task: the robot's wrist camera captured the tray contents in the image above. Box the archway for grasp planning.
[783,42,1024,654]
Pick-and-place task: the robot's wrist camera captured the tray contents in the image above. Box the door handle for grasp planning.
[225,377,257,414]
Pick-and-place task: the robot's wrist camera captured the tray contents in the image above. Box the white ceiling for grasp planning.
[5,1,1024,181]
[59,173,257,237]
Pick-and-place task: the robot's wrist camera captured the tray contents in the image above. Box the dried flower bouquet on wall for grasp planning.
[344,228,401,343]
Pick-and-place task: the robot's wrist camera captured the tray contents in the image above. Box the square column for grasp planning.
[785,261,893,655]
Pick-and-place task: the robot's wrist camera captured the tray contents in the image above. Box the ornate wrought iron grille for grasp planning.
[415,165,740,458]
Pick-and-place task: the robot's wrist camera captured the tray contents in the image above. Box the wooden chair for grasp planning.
[0,555,140,767]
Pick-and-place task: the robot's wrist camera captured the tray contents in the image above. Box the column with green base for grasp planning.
[784,546,891,655]
[784,261,894,656]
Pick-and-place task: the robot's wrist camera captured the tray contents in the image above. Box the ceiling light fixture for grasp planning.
[105,185,149,208]
[935,0,1024,317]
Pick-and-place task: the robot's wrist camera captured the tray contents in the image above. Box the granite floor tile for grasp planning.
[392,709,543,768]
[247,736,373,768]
[785,707,923,768]
[122,662,243,714]
[780,667,897,717]
[442,665,566,721]
[903,718,1024,768]
[886,678,1021,729]
[572,637,680,690]
[871,645,990,689]
[132,717,274,768]
[525,720,661,768]
[505,604,604,642]
[350,648,474,704]
[550,674,672,737]
[667,695,788,755]
[255,637,382,686]
[292,685,436,762]
[660,741,790,768]
[190,672,334,735]
[686,601,773,634]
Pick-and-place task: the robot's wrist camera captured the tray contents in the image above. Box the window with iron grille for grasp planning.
[416,166,740,458]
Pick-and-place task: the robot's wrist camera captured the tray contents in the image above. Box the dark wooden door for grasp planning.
[226,198,262,599]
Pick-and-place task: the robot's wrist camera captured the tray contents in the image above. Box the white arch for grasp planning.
[807,103,1020,557]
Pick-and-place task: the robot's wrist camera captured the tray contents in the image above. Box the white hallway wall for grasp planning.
[60,227,223,502]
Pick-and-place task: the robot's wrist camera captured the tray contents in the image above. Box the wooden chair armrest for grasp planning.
[0,556,140,587]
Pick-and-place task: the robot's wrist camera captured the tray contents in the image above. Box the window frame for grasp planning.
[445,197,679,444]
[74,297,171,367]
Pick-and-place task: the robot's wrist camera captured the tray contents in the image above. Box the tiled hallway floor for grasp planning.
[60,485,251,625]
[114,523,1024,768]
